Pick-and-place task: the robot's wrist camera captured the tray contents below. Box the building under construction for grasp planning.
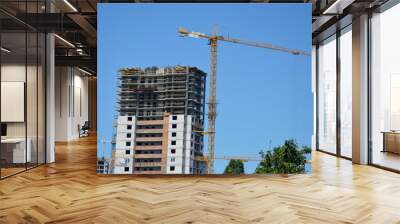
[111,66,207,174]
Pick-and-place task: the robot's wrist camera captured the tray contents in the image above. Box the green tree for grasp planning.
[302,146,312,154]
[255,139,308,174]
[224,159,245,174]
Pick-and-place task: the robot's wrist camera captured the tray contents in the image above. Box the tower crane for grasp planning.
[179,27,310,174]
[195,154,261,163]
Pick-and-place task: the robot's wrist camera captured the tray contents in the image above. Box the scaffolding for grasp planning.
[111,66,208,174]
[117,66,206,119]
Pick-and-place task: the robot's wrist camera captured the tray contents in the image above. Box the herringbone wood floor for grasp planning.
[1,135,400,224]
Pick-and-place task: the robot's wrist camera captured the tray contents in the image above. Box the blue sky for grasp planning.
[98,3,312,174]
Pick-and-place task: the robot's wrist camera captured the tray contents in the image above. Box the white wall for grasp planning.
[1,65,26,125]
[166,114,193,174]
[54,67,89,141]
[113,115,135,174]
[1,65,36,138]
[1,63,47,163]
[71,73,89,138]
[55,67,69,141]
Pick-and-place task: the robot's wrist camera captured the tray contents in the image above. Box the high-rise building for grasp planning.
[97,157,110,174]
[111,66,207,174]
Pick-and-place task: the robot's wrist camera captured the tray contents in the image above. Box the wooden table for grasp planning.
[382,131,400,154]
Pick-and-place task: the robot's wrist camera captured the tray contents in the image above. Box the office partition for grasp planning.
[0,0,47,179]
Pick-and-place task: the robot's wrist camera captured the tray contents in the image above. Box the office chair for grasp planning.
[79,121,90,138]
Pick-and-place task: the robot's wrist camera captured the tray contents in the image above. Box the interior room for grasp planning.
[1,0,400,223]
[313,0,400,172]
[0,0,96,179]
[370,2,400,171]
[0,7,46,178]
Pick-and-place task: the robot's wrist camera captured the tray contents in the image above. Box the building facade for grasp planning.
[97,158,110,174]
[111,66,206,174]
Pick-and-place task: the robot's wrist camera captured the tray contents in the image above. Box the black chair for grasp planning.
[79,121,90,138]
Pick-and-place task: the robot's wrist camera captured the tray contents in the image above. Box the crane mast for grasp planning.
[207,37,218,174]
[178,27,309,174]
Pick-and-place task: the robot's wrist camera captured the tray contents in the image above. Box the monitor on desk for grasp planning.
[1,123,7,137]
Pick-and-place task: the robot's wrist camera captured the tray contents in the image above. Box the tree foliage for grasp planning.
[224,159,245,174]
[302,146,312,154]
[255,139,309,174]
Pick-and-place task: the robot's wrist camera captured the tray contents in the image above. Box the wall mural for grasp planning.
[97,3,312,175]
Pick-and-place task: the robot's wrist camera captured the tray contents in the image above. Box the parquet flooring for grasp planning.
[1,135,400,223]
[0,167,26,178]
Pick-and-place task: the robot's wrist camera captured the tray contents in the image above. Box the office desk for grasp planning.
[1,138,31,163]
[382,131,400,154]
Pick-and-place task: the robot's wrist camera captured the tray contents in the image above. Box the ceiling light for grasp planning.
[54,34,75,48]
[63,0,78,12]
[323,0,354,15]
[78,67,93,76]
[1,47,11,53]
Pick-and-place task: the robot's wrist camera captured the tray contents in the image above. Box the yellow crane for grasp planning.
[179,27,310,174]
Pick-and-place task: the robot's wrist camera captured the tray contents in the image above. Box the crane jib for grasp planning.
[178,27,310,174]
